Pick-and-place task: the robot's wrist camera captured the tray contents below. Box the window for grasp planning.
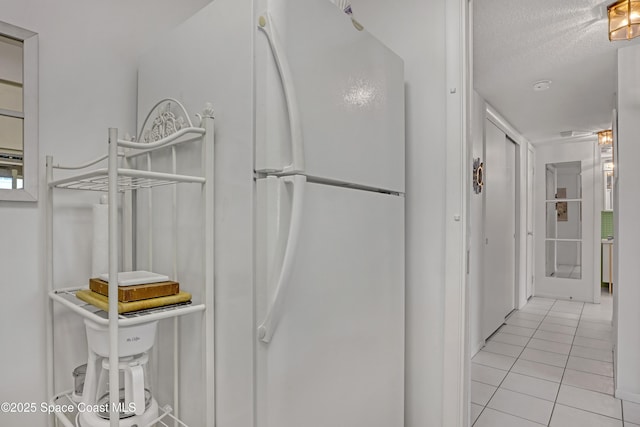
[0,34,24,189]
[545,161,582,279]
[0,22,38,201]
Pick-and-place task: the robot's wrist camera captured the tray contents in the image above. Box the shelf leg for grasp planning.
[609,244,613,294]
[108,127,120,427]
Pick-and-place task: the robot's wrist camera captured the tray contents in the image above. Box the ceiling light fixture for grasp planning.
[608,0,640,41]
[598,129,613,145]
[533,80,552,91]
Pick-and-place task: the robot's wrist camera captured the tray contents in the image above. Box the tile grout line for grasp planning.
[496,328,573,343]
[473,300,556,426]
[484,316,573,366]
[476,295,617,426]
[547,299,585,426]
[476,406,547,426]
[472,306,546,426]
[471,365,560,390]
[554,293,621,423]
[485,337,613,362]
[498,312,613,363]
[488,336,569,357]
[473,297,615,426]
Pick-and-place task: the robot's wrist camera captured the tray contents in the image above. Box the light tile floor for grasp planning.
[471,290,639,426]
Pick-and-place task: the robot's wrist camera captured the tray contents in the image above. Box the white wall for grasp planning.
[615,44,640,403]
[348,1,447,425]
[0,2,209,425]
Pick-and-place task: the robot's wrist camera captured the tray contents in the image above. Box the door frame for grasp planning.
[512,136,521,310]
[593,142,603,304]
[441,0,469,425]
[440,0,535,417]
[533,141,596,302]
[526,145,535,299]
[445,1,536,425]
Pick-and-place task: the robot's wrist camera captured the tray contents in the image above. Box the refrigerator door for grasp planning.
[255,176,404,427]
[254,0,404,193]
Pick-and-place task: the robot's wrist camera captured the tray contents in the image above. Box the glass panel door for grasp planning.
[545,161,582,279]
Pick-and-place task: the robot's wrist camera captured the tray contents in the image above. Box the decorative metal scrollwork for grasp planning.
[143,102,187,143]
[473,158,484,194]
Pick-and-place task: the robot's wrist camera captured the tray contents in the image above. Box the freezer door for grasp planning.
[255,0,404,193]
[255,176,404,427]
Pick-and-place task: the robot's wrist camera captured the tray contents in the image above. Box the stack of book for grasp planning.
[76,271,191,314]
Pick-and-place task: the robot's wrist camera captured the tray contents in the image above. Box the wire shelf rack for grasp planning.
[49,168,205,192]
[49,287,206,327]
[50,389,192,427]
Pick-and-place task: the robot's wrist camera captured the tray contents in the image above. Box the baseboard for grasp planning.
[615,388,640,403]
[532,292,592,303]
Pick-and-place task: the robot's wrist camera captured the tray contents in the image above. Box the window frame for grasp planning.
[544,161,583,279]
[0,21,38,202]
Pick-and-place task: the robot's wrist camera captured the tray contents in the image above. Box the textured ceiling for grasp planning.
[474,0,640,143]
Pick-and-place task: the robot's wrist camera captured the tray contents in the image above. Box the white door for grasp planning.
[254,0,404,192]
[483,121,516,339]
[535,142,595,301]
[255,176,404,427]
[526,148,534,298]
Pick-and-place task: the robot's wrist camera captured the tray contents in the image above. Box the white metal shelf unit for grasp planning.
[45,99,215,427]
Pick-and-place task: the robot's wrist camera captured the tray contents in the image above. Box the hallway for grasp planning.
[471,291,639,426]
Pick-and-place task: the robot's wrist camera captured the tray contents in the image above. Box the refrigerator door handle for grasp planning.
[258,12,305,174]
[258,175,306,343]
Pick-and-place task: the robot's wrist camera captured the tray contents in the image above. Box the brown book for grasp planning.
[77,289,191,314]
[89,278,179,302]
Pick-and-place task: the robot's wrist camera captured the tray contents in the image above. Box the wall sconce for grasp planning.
[598,129,613,145]
[608,0,640,41]
[472,158,484,194]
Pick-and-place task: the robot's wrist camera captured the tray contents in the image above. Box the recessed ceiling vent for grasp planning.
[560,130,593,138]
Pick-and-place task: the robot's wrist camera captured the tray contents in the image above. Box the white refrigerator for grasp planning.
[136,0,404,426]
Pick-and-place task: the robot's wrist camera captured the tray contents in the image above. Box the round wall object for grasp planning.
[473,158,484,194]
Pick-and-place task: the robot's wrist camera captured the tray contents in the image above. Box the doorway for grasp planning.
[534,143,595,302]
[483,119,518,340]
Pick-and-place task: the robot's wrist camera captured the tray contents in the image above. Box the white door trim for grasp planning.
[593,142,602,304]
[527,145,536,299]
[442,0,469,425]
